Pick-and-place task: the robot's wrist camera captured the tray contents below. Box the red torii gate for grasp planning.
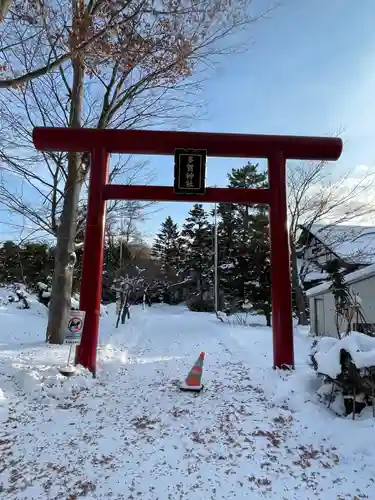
[33,128,342,376]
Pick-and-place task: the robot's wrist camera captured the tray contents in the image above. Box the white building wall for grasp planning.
[321,293,337,336]
[309,298,316,333]
[309,274,375,337]
[350,276,375,324]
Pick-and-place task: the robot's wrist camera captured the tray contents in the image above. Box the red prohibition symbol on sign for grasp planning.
[68,317,83,333]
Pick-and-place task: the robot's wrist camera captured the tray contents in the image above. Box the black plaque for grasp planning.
[174,148,207,195]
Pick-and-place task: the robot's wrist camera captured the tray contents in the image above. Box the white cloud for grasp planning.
[349,164,374,179]
[290,162,375,227]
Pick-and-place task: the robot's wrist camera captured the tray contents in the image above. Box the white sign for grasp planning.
[64,310,86,345]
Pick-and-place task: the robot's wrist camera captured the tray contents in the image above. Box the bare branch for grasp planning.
[0,0,275,249]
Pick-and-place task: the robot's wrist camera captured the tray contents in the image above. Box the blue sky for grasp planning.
[136,0,375,243]
[1,0,375,245]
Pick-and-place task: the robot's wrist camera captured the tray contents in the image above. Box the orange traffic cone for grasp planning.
[180,352,205,392]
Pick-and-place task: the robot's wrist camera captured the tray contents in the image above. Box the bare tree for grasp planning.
[0,0,274,344]
[0,70,157,343]
[0,0,272,88]
[0,71,155,238]
[0,0,162,87]
[287,159,375,324]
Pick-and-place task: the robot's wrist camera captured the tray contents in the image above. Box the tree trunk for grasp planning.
[334,308,342,340]
[0,0,12,22]
[46,7,84,343]
[290,240,309,326]
[46,153,83,343]
[265,311,271,327]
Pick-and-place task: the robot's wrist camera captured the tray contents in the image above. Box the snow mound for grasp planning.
[71,294,108,316]
[314,332,375,378]
[1,297,375,498]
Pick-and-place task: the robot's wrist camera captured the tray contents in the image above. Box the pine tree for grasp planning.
[247,208,272,326]
[151,216,181,278]
[217,163,268,311]
[227,162,268,189]
[0,241,54,286]
[181,204,213,300]
[215,202,237,309]
[102,237,132,281]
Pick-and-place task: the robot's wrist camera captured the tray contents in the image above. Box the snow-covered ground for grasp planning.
[0,293,375,499]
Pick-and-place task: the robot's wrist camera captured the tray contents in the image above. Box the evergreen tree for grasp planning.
[217,163,268,311]
[0,241,54,287]
[214,202,237,309]
[151,216,181,278]
[22,243,55,284]
[181,204,213,299]
[246,208,272,325]
[102,237,132,280]
[0,241,20,283]
[227,162,267,189]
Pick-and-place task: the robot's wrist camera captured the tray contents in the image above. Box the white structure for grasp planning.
[300,224,375,267]
[298,224,375,288]
[307,264,375,337]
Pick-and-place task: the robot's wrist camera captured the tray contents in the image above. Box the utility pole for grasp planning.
[213,198,219,313]
[214,203,219,313]
[119,216,124,270]
[119,233,123,269]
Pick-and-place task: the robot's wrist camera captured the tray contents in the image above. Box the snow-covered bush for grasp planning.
[36,282,108,316]
[312,332,375,378]
[36,281,52,307]
[0,283,31,309]
[311,332,375,416]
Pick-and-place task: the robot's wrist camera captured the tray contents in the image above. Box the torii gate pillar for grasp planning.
[33,127,343,376]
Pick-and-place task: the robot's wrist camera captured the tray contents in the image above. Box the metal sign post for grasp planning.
[59,310,86,377]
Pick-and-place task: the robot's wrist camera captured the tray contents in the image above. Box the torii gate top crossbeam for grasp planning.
[33,127,343,161]
[32,125,343,376]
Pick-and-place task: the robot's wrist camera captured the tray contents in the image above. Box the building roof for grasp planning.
[304,224,375,265]
[306,262,375,298]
